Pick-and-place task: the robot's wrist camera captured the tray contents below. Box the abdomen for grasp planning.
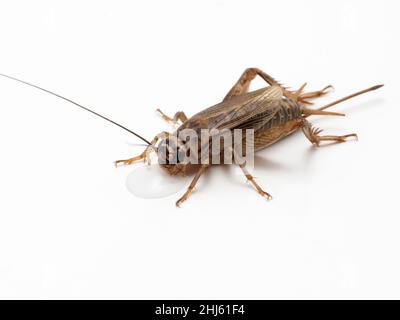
[252,99,303,150]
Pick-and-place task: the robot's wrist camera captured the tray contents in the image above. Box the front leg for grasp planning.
[156,109,188,126]
[115,131,169,166]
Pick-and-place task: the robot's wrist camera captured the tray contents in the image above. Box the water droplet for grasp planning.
[126,164,189,199]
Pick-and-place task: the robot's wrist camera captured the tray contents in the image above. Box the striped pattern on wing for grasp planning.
[213,85,283,131]
[179,86,283,132]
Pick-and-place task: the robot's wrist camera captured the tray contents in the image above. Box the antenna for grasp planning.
[0,73,151,145]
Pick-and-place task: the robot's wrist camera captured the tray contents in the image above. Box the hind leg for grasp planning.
[223,67,285,101]
[302,120,357,147]
[293,83,334,105]
[223,67,328,104]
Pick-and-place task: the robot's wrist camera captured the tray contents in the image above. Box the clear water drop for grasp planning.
[125,164,190,199]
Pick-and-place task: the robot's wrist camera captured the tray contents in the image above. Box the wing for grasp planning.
[214,85,283,131]
[179,86,283,132]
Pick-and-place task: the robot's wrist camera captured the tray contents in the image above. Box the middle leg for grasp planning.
[176,164,209,207]
[233,149,273,200]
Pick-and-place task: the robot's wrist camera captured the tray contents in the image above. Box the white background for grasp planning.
[0,0,398,299]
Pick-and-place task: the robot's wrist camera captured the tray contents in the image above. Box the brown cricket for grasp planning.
[0,68,383,206]
[115,68,383,206]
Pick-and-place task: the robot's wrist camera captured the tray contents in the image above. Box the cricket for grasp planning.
[0,68,383,206]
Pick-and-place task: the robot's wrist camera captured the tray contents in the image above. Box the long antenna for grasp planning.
[0,73,151,145]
